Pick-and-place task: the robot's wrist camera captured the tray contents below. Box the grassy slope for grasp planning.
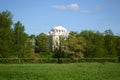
[0,63,120,80]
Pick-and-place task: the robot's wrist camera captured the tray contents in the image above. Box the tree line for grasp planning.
[0,11,34,58]
[0,11,120,59]
[65,30,120,58]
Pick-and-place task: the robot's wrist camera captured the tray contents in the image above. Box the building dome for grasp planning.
[52,25,67,31]
[50,25,68,36]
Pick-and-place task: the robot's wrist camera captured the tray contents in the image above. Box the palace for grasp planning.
[46,25,69,51]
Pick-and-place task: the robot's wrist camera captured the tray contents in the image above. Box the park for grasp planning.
[0,0,120,79]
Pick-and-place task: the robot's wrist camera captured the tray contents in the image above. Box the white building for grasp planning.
[46,25,69,51]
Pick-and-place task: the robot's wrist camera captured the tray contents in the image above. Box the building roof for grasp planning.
[46,25,69,36]
[51,25,67,31]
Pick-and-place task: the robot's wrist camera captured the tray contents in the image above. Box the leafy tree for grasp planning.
[65,31,86,58]
[80,30,95,57]
[115,36,120,56]
[104,30,117,57]
[13,21,34,58]
[115,36,120,61]
[35,33,50,52]
[0,11,13,58]
[80,30,105,57]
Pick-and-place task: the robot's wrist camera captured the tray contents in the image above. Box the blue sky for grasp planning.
[0,0,120,35]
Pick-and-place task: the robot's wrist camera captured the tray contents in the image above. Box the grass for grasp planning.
[0,62,120,80]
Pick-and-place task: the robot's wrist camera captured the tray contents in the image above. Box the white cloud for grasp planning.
[52,3,79,11]
[52,4,104,14]
[52,3,89,13]
[52,5,66,10]
[67,4,79,11]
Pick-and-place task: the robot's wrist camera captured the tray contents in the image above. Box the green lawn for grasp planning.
[0,63,120,80]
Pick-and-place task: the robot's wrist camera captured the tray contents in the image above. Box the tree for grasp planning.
[115,36,120,61]
[0,11,13,58]
[13,21,34,58]
[115,36,120,55]
[80,30,105,57]
[35,33,50,52]
[104,30,117,57]
[64,31,86,58]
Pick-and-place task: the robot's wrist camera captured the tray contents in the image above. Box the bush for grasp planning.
[39,52,53,58]
[0,57,118,63]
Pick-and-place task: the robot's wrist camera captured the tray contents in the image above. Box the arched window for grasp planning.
[59,30,61,32]
[56,30,58,32]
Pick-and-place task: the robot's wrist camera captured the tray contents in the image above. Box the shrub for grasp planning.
[39,52,53,58]
[0,57,118,63]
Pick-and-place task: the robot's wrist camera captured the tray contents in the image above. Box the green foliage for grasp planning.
[0,11,34,58]
[39,52,53,58]
[115,36,120,61]
[80,30,102,57]
[104,30,117,57]
[0,11,13,58]
[80,30,118,58]
[0,63,120,80]
[0,10,13,28]
[13,21,34,58]
[65,31,86,58]
[36,33,50,52]
[0,57,118,63]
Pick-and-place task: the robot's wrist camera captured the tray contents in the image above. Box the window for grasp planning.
[55,29,59,32]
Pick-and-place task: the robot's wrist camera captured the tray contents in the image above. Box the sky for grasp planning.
[0,0,120,35]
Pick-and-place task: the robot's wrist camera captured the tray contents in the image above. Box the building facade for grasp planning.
[46,26,69,51]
